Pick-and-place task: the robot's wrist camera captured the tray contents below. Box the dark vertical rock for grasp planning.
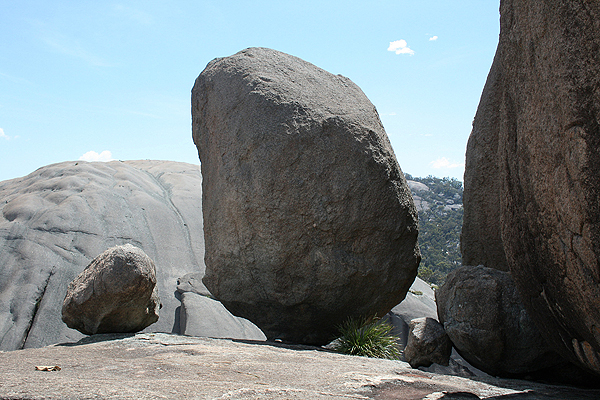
[461,50,508,272]
[462,0,600,375]
[192,47,420,345]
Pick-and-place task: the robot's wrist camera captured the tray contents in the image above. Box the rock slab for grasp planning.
[462,0,600,374]
[2,333,600,400]
[404,317,451,369]
[436,266,559,377]
[62,244,160,335]
[192,47,420,344]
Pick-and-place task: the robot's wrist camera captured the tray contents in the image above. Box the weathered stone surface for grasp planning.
[2,333,600,400]
[436,266,560,377]
[179,292,266,341]
[404,317,451,369]
[0,160,205,350]
[462,0,600,374]
[62,244,160,335]
[192,47,420,344]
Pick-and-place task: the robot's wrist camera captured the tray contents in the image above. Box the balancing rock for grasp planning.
[192,47,420,344]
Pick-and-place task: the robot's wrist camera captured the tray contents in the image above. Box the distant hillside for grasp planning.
[405,174,463,286]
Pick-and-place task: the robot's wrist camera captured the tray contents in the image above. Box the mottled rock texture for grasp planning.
[0,160,205,350]
[192,47,420,345]
[462,0,600,374]
[62,244,160,335]
[404,317,451,369]
[436,266,559,377]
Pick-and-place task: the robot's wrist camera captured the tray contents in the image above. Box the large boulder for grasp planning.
[192,47,420,345]
[436,266,560,377]
[62,244,160,335]
[462,0,600,374]
[0,160,205,350]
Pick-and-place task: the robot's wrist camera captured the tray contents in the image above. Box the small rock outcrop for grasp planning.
[176,274,266,341]
[192,47,420,345]
[462,0,600,375]
[436,266,560,377]
[404,317,451,369]
[179,292,266,341]
[0,160,205,350]
[62,244,160,335]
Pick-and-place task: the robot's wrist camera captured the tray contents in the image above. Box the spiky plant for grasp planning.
[332,316,401,359]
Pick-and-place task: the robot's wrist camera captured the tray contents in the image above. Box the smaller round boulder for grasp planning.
[404,317,451,369]
[436,265,559,377]
[62,244,160,335]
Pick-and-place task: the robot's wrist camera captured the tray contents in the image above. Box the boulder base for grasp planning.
[436,266,560,377]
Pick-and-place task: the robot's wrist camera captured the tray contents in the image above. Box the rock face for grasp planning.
[192,47,420,344]
[462,0,600,374]
[0,160,205,350]
[436,266,559,376]
[460,51,508,272]
[62,244,160,335]
[404,317,451,369]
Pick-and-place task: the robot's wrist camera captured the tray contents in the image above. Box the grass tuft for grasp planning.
[332,316,401,359]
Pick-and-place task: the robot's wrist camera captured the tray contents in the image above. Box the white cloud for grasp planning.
[430,157,464,169]
[387,40,415,55]
[429,35,439,41]
[79,150,114,162]
[0,128,8,140]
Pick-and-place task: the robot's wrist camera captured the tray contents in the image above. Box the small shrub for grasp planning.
[332,316,401,359]
[409,289,423,296]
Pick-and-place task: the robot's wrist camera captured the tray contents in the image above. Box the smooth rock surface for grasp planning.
[193,47,420,344]
[0,160,205,350]
[462,0,600,374]
[1,333,600,400]
[436,266,560,377]
[62,244,160,335]
[385,277,437,350]
[405,317,452,369]
[179,292,266,341]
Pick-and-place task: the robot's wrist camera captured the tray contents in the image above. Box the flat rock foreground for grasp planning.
[1,334,599,400]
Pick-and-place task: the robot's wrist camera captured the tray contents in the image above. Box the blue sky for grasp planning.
[0,1,500,183]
